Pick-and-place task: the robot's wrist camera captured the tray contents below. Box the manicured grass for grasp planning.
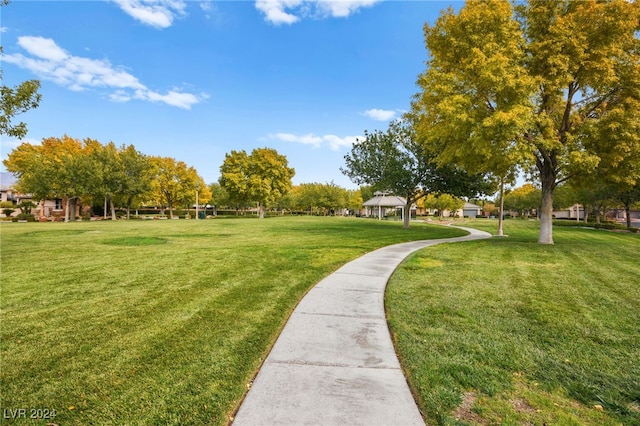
[0,216,464,425]
[386,219,640,425]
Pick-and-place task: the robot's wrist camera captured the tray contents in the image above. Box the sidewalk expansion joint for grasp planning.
[314,287,383,294]
[334,271,393,278]
[295,311,383,319]
[268,359,401,370]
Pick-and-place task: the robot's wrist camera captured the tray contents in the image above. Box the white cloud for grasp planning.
[200,0,213,12]
[113,0,187,29]
[255,0,301,25]
[363,108,397,121]
[135,89,207,109]
[17,35,69,61]
[2,36,203,109]
[316,0,381,18]
[0,27,8,33]
[1,137,41,152]
[255,0,381,25]
[266,132,361,150]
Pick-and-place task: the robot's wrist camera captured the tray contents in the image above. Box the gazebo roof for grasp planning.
[362,193,407,207]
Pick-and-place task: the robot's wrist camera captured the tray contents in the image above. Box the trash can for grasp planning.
[199,212,206,219]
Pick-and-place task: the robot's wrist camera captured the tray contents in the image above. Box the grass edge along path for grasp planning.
[386,219,640,426]
[0,217,465,425]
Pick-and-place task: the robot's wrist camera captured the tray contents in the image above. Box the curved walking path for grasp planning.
[232,226,491,426]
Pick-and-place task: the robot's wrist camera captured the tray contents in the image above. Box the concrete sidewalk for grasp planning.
[232,226,491,426]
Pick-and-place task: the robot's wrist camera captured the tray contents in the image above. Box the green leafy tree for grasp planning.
[0,2,41,140]
[150,157,201,218]
[346,189,363,216]
[613,184,640,229]
[2,142,51,207]
[342,120,434,228]
[294,182,349,215]
[84,140,123,220]
[423,193,464,220]
[118,144,154,219]
[1,2,41,138]
[503,183,542,218]
[218,150,252,213]
[208,182,230,213]
[412,0,640,244]
[342,119,491,228]
[247,148,295,218]
[359,185,376,206]
[3,135,92,221]
[219,148,295,219]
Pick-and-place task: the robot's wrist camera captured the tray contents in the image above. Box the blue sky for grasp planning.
[1,0,458,189]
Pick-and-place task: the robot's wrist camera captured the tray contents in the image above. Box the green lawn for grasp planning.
[386,219,640,425]
[0,217,464,425]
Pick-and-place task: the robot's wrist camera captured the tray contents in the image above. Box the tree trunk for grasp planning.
[538,174,555,245]
[104,196,108,219]
[66,197,77,222]
[126,196,132,220]
[625,202,631,229]
[258,202,265,219]
[110,196,116,221]
[497,178,505,237]
[65,197,70,222]
[403,202,411,228]
[583,200,589,223]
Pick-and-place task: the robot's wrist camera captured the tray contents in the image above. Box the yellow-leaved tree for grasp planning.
[412,0,640,244]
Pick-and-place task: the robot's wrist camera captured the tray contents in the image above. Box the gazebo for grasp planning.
[362,191,410,221]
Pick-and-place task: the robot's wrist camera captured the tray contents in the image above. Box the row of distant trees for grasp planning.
[3,137,383,221]
[502,183,640,228]
[3,135,210,220]
[210,180,364,217]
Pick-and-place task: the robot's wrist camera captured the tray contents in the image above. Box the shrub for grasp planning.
[17,201,36,215]
[13,214,36,222]
[553,220,634,232]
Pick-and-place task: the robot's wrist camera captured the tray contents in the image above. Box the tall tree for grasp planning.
[208,182,230,214]
[503,183,542,218]
[2,141,52,205]
[423,193,465,220]
[342,119,490,228]
[294,182,349,216]
[118,144,154,219]
[247,148,295,218]
[85,140,122,220]
[412,0,640,244]
[347,189,364,216]
[150,157,200,219]
[342,120,432,228]
[4,135,90,221]
[219,147,295,219]
[218,150,252,213]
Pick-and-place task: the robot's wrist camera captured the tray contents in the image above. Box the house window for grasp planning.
[54,199,63,210]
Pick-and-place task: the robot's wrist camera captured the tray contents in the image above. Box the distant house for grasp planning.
[462,202,482,218]
[421,200,483,218]
[0,172,17,204]
[552,204,585,220]
[0,172,65,218]
[362,191,415,221]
